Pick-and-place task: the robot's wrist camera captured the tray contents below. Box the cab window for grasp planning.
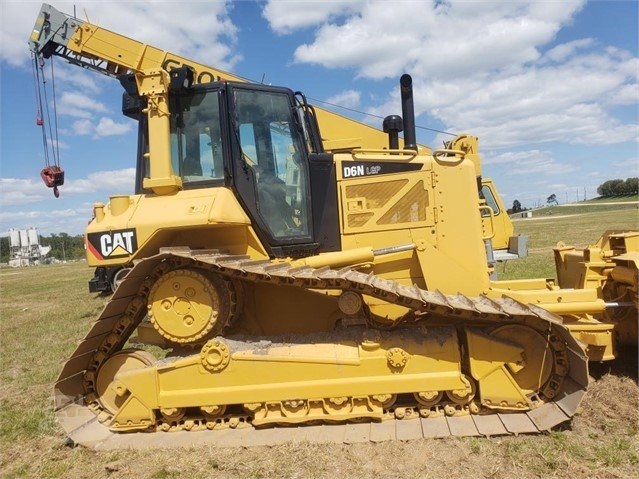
[170,90,224,185]
[481,184,501,216]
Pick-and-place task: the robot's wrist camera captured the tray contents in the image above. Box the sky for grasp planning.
[0,0,637,236]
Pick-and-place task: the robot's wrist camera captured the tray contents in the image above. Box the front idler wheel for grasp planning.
[94,349,156,416]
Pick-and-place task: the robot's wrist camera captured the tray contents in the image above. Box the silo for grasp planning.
[19,229,29,249]
[28,227,40,247]
[9,228,21,248]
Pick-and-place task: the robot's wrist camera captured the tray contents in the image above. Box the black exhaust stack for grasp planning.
[400,74,417,151]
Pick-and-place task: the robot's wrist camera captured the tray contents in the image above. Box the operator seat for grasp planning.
[257,171,295,236]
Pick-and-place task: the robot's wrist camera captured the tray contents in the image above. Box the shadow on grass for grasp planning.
[589,346,638,382]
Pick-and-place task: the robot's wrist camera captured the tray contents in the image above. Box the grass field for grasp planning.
[584,194,639,203]
[499,206,638,280]
[1,206,637,479]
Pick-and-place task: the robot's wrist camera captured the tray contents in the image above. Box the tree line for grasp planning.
[597,177,638,197]
[508,177,637,214]
[0,233,85,263]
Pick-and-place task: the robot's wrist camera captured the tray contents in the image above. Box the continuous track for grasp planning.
[54,249,589,450]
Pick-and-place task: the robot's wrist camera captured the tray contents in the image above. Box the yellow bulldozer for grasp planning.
[30,4,637,449]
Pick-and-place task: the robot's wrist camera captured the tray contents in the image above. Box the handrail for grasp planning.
[351,148,419,160]
[432,148,466,161]
[479,205,496,240]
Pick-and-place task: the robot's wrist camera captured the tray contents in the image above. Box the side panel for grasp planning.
[336,154,491,296]
[85,188,266,266]
[420,157,492,295]
[309,153,341,252]
[339,168,434,235]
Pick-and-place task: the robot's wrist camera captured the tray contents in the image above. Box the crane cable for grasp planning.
[32,53,64,198]
[308,96,458,137]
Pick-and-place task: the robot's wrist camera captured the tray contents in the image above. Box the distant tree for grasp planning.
[0,236,9,263]
[597,180,612,197]
[623,177,638,195]
[608,179,624,196]
[597,177,636,197]
[40,233,85,260]
[511,199,522,213]
[546,194,558,205]
[0,233,84,263]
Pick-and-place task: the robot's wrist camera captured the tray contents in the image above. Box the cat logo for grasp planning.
[86,228,138,260]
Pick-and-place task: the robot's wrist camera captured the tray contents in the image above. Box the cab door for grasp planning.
[229,84,315,255]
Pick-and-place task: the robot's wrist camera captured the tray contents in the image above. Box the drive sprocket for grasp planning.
[147,268,234,344]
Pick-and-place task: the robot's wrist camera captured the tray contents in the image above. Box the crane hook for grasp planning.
[40,165,65,197]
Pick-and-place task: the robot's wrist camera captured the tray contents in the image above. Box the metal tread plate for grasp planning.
[69,411,569,450]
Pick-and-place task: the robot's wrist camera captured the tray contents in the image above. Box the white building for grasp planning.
[7,227,51,267]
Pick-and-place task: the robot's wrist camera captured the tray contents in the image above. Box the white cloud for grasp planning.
[609,83,639,106]
[124,2,240,70]
[88,168,136,190]
[370,43,637,148]
[325,90,361,109]
[483,150,542,166]
[0,166,135,232]
[52,63,105,96]
[0,209,44,222]
[0,208,79,223]
[63,168,136,194]
[484,149,577,176]
[0,178,50,206]
[263,0,636,149]
[72,119,94,136]
[71,117,133,137]
[263,1,365,34]
[287,0,586,79]
[0,206,90,236]
[58,92,108,118]
[42,138,70,151]
[543,38,595,63]
[0,2,41,67]
[94,117,133,137]
[547,183,571,190]
[507,158,577,176]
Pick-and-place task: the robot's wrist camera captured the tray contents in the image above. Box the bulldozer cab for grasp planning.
[142,82,319,254]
